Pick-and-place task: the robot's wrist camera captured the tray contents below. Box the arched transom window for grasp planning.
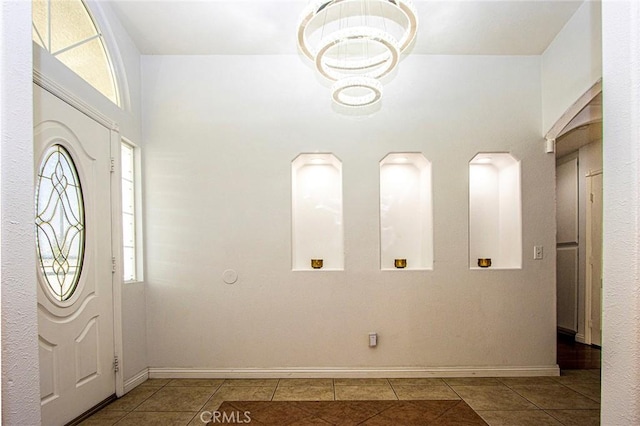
[32,0,120,106]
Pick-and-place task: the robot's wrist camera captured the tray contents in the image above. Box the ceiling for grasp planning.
[107,0,584,56]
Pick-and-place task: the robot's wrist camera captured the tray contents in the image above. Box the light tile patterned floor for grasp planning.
[80,370,601,425]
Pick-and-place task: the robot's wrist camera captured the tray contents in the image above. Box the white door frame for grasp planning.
[547,80,603,343]
[545,79,602,143]
[33,70,125,398]
[585,169,603,346]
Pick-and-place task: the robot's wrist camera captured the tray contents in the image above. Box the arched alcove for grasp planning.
[469,153,522,270]
[379,153,433,270]
[291,153,344,271]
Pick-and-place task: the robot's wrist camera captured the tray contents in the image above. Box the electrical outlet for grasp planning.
[534,246,544,260]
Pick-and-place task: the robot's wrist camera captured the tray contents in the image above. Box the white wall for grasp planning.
[542,0,602,134]
[142,54,557,373]
[32,0,147,386]
[602,0,640,423]
[0,1,41,424]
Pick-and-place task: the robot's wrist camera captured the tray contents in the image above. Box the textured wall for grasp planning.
[0,1,41,424]
[602,0,640,423]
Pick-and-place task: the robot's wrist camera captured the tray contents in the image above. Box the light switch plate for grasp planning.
[534,246,544,260]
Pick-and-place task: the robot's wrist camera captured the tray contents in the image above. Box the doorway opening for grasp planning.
[551,82,603,369]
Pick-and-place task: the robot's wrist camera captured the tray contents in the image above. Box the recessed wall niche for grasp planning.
[380,153,433,270]
[291,153,344,271]
[469,153,522,270]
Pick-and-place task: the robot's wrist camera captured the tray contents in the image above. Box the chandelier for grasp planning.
[297,0,418,110]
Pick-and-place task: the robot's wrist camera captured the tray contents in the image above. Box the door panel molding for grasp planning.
[33,74,125,399]
[35,85,124,424]
[33,69,118,131]
[37,294,98,323]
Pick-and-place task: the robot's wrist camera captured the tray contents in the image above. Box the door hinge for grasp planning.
[112,257,116,274]
[113,355,120,373]
[110,157,115,173]
[590,193,594,202]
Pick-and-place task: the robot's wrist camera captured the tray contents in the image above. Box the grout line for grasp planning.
[562,382,601,403]
[443,382,460,401]
[269,384,276,401]
[388,379,400,401]
[507,384,546,411]
[126,386,162,412]
[187,411,200,426]
[333,378,336,401]
[431,399,465,423]
[194,387,218,415]
[447,382,464,401]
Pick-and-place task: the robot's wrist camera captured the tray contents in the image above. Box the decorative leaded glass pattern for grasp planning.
[35,145,86,301]
[32,0,120,106]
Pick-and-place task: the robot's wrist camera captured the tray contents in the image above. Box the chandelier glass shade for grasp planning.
[297,0,418,109]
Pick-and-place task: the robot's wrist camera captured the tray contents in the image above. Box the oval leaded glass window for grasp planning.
[35,145,86,301]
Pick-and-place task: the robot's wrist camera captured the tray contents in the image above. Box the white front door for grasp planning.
[34,85,116,426]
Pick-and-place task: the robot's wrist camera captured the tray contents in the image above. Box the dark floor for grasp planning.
[216,400,487,425]
[557,333,602,370]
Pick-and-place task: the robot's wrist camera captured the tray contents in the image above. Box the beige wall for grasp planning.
[141,54,557,374]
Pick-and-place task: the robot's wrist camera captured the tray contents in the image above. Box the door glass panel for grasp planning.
[35,145,86,301]
[49,0,97,53]
[31,0,120,106]
[56,37,118,104]
[32,0,48,48]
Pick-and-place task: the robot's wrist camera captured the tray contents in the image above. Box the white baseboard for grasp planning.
[124,368,149,393]
[148,365,560,379]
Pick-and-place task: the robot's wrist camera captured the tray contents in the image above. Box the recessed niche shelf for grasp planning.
[292,153,344,271]
[469,153,522,270]
[380,153,433,271]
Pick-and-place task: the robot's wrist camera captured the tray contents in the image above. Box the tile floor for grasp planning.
[80,370,601,425]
